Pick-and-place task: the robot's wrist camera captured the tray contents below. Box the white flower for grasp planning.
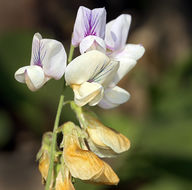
[14,33,67,91]
[98,14,145,109]
[65,50,119,107]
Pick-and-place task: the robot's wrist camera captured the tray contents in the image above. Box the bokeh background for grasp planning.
[0,0,192,189]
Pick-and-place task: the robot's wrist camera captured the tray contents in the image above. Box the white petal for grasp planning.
[15,66,31,83]
[79,35,106,54]
[25,65,45,91]
[98,98,118,109]
[105,14,131,51]
[72,82,103,107]
[30,33,67,80]
[65,50,110,85]
[111,44,145,85]
[98,86,130,109]
[88,87,104,106]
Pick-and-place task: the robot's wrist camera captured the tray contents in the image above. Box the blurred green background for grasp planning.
[0,0,192,190]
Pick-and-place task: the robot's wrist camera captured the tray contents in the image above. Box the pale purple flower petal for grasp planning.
[105,14,131,51]
[72,6,106,47]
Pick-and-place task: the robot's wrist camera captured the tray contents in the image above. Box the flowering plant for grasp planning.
[15,6,144,190]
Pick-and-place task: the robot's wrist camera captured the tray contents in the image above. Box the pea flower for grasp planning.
[14,33,67,91]
[61,122,119,185]
[65,50,119,107]
[72,6,106,54]
[83,113,130,158]
[98,14,145,109]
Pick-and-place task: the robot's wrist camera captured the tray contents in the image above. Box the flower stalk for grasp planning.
[45,94,64,190]
[45,44,75,190]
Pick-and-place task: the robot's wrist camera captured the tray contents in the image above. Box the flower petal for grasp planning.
[98,86,130,109]
[30,33,44,67]
[88,162,119,185]
[72,6,106,47]
[98,97,118,109]
[15,66,31,83]
[65,50,113,85]
[85,114,130,154]
[79,35,106,54]
[63,125,104,180]
[15,65,45,91]
[105,14,131,51]
[111,44,145,85]
[55,170,75,190]
[30,33,67,80]
[72,82,103,107]
[25,65,46,91]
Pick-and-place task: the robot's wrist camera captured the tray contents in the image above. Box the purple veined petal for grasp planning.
[65,50,111,85]
[30,33,45,67]
[105,14,131,51]
[98,86,130,109]
[72,6,106,47]
[65,50,119,89]
[79,35,106,54]
[110,44,145,85]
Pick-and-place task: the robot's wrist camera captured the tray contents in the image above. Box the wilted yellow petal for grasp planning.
[88,161,119,185]
[55,170,75,190]
[39,151,50,181]
[63,134,104,180]
[85,114,130,154]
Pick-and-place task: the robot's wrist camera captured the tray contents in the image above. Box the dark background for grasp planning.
[0,0,192,189]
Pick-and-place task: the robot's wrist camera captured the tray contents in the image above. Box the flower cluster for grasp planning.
[15,6,144,109]
[37,109,130,190]
[14,5,145,190]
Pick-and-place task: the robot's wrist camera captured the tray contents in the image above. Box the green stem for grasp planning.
[45,94,64,190]
[70,101,87,128]
[45,43,75,190]
[68,44,75,63]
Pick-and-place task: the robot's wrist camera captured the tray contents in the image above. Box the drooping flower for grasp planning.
[61,122,119,185]
[82,113,130,158]
[72,6,106,54]
[65,50,119,107]
[98,14,145,109]
[15,33,67,91]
